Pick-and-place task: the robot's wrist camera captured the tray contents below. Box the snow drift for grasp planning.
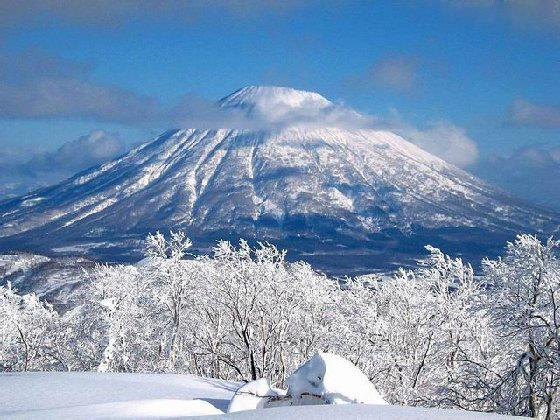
[0,356,517,419]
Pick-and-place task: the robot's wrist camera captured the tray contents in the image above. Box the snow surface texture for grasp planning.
[0,372,237,419]
[0,372,519,419]
[0,86,558,273]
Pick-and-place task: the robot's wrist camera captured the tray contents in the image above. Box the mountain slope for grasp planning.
[0,87,558,273]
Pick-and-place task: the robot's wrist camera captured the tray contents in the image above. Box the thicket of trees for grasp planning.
[1,233,559,418]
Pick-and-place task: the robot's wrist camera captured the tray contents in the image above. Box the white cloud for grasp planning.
[172,88,377,130]
[27,130,127,172]
[0,51,160,125]
[445,0,560,31]
[384,113,480,168]
[0,131,127,198]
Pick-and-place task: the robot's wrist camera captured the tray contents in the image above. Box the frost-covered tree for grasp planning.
[85,264,158,372]
[71,233,338,385]
[0,283,60,371]
[348,246,490,408]
[481,234,560,419]
[144,231,197,371]
[191,240,337,385]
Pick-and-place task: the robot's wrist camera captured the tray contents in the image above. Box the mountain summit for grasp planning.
[0,87,558,273]
[220,86,332,110]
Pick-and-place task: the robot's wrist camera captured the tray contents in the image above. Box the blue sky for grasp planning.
[0,0,559,207]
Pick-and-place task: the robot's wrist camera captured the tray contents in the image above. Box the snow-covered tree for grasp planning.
[349,246,490,408]
[481,234,560,418]
[85,264,158,372]
[0,283,60,371]
[190,240,337,385]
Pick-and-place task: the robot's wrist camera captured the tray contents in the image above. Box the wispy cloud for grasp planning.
[0,51,161,124]
[0,50,479,173]
[444,0,560,32]
[400,123,479,168]
[510,99,560,128]
[26,130,127,173]
[0,51,377,131]
[371,55,420,93]
[347,54,420,94]
[382,112,480,168]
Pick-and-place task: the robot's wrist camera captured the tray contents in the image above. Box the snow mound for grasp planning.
[287,352,387,405]
[228,378,286,413]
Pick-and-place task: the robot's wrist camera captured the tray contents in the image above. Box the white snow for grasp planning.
[203,404,520,419]
[0,372,237,419]
[0,371,520,419]
[227,378,286,413]
[287,352,387,405]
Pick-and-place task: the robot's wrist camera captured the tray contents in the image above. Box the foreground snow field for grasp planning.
[0,372,519,419]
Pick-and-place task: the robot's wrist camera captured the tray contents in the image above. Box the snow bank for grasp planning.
[227,352,385,412]
[3,399,222,419]
[0,371,519,419]
[287,351,386,405]
[202,404,520,419]
[0,372,237,419]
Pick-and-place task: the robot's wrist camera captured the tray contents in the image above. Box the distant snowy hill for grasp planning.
[0,253,94,308]
[0,86,558,274]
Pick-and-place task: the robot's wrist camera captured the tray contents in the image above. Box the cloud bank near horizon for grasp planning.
[0,131,127,198]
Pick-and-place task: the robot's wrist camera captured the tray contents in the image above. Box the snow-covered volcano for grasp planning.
[0,87,558,273]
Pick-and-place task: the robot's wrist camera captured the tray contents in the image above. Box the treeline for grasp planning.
[1,232,559,418]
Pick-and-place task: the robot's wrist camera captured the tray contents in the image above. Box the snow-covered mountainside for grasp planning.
[0,253,94,308]
[0,86,558,273]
